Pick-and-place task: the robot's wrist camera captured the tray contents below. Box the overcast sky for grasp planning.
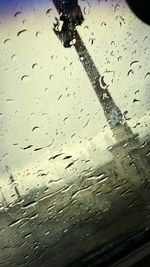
[0,0,150,202]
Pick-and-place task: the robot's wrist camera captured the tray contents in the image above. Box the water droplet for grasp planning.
[58,95,62,100]
[80,56,84,62]
[24,255,29,259]
[70,38,76,45]
[46,9,52,16]
[65,162,74,169]
[17,29,27,37]
[11,54,17,60]
[35,31,41,37]
[32,63,38,70]
[32,126,40,132]
[20,145,33,150]
[4,39,10,44]
[14,11,22,17]
[21,75,29,82]
[45,231,50,235]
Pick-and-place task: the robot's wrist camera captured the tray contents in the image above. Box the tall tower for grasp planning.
[53,0,135,144]
[74,31,135,144]
[53,1,150,192]
[53,0,84,25]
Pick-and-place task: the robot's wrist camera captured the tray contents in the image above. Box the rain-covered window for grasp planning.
[0,1,150,266]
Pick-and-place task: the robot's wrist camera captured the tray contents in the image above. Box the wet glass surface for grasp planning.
[0,1,150,266]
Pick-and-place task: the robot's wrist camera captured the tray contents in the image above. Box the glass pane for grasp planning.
[0,1,150,266]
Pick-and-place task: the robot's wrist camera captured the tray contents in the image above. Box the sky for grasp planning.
[0,0,150,203]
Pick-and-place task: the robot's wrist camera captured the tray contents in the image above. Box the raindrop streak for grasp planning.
[63,156,72,160]
[49,153,63,160]
[58,95,62,100]
[34,147,44,151]
[20,145,33,150]
[65,162,74,169]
